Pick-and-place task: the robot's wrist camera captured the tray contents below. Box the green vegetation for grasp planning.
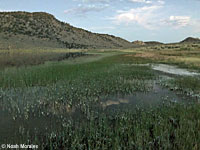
[0,49,88,69]
[40,103,200,150]
[161,76,200,99]
[0,44,200,149]
[173,77,200,92]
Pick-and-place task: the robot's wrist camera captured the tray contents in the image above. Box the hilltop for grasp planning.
[1,12,199,50]
[180,37,200,44]
[0,11,133,49]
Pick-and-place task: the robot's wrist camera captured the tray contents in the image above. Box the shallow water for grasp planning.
[152,64,200,76]
[0,109,57,142]
[0,79,196,143]
[101,82,193,111]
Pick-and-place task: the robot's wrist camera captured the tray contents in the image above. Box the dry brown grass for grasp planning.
[121,43,200,68]
[0,49,86,69]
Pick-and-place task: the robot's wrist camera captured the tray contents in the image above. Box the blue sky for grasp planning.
[0,0,200,43]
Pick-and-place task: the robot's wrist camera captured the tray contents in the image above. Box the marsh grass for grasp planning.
[0,54,154,88]
[173,77,200,91]
[47,102,200,150]
[3,102,200,150]
[118,43,200,71]
[0,49,88,69]
[161,76,200,99]
[1,45,200,149]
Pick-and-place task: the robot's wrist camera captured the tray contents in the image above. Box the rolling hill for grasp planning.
[0,11,133,49]
[180,37,200,44]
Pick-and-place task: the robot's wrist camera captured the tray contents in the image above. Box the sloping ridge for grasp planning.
[0,11,133,49]
[180,37,200,44]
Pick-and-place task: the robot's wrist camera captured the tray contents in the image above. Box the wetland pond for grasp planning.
[124,63,200,76]
[0,80,196,143]
[0,63,199,144]
[152,64,200,76]
[100,78,196,113]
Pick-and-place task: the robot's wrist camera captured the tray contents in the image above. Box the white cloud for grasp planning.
[162,16,191,28]
[161,15,200,33]
[157,0,165,5]
[73,0,111,3]
[170,16,190,27]
[111,4,163,29]
[64,4,109,15]
[129,0,152,4]
[82,0,110,2]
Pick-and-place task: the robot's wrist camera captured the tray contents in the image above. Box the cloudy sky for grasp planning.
[1,0,200,43]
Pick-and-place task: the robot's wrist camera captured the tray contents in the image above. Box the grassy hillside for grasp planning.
[0,11,133,49]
